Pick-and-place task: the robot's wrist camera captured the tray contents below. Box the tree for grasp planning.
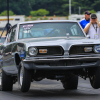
[89,10,96,14]
[83,10,96,14]
[0,10,14,16]
[37,9,49,16]
[0,0,100,16]
[30,11,37,16]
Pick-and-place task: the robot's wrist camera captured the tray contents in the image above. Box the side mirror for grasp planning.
[86,35,90,39]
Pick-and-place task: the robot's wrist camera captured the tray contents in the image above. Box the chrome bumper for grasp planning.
[24,56,100,62]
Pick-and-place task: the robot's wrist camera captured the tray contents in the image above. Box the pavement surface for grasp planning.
[0,78,100,100]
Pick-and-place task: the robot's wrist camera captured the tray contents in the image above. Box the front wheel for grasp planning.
[89,67,100,89]
[18,62,31,92]
[61,75,78,90]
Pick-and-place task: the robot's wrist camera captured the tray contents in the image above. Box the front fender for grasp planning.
[22,61,36,70]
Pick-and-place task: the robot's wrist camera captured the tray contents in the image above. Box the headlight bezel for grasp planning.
[28,47,38,56]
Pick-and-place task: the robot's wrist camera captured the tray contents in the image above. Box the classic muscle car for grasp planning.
[0,20,100,92]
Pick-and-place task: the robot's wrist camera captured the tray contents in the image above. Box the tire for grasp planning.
[89,67,100,89]
[61,75,78,90]
[0,69,13,91]
[18,62,31,92]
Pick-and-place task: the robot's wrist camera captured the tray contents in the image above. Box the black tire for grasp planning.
[0,69,13,91]
[61,75,78,90]
[89,67,100,89]
[18,62,31,92]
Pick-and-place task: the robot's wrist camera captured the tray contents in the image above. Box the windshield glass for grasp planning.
[18,22,85,39]
[0,37,6,43]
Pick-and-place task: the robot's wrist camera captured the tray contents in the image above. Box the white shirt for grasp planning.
[85,23,100,39]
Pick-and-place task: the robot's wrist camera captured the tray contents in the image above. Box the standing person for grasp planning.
[84,14,100,39]
[79,11,91,29]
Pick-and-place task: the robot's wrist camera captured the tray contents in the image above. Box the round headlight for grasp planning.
[94,45,100,53]
[29,47,38,56]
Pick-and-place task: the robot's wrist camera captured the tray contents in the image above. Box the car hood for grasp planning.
[20,37,100,50]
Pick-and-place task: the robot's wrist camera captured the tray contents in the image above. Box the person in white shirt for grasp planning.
[84,14,100,39]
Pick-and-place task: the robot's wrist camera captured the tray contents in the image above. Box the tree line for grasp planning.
[0,0,99,16]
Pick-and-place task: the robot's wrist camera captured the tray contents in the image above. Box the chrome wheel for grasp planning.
[18,61,31,92]
[20,66,23,86]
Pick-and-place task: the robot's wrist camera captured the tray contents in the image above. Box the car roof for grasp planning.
[17,20,78,25]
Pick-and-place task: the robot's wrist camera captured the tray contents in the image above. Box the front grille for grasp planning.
[36,46,64,56]
[69,45,95,55]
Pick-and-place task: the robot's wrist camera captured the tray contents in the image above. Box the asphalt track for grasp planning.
[0,78,100,100]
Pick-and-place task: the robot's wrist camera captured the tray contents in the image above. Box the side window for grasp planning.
[9,26,16,42]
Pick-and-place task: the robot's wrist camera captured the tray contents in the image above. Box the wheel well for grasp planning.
[15,53,21,66]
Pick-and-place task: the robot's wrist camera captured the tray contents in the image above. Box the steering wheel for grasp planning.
[45,29,56,36]
[45,29,61,37]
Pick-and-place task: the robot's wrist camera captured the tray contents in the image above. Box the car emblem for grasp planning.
[39,49,47,53]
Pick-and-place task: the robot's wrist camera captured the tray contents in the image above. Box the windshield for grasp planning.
[18,22,85,39]
[0,37,6,43]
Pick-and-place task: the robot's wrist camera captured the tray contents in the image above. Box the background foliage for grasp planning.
[0,0,99,16]
[0,10,14,16]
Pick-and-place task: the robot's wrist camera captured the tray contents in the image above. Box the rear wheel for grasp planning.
[61,75,78,90]
[0,69,13,91]
[18,62,31,92]
[89,67,100,89]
